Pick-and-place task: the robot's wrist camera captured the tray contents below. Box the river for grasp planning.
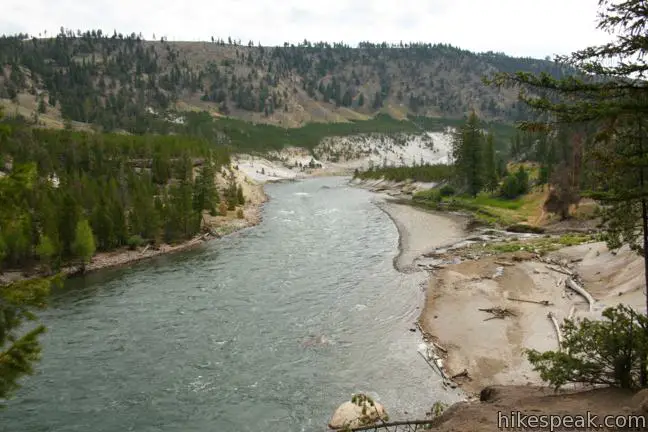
[3,177,464,432]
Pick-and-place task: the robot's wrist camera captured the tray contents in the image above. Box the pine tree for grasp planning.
[35,235,56,272]
[58,193,81,257]
[71,219,96,271]
[452,111,484,196]
[236,185,245,205]
[486,0,648,319]
[342,90,353,107]
[483,133,498,192]
[193,159,217,215]
[0,276,60,405]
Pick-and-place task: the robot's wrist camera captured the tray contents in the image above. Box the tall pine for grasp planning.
[486,0,648,318]
[483,133,498,192]
[452,111,484,196]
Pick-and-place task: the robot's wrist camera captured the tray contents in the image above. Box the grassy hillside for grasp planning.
[0,30,575,136]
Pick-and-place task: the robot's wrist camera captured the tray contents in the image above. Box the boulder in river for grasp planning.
[328,394,388,429]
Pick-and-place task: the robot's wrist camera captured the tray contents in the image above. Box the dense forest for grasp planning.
[0,109,247,272]
[0,29,574,134]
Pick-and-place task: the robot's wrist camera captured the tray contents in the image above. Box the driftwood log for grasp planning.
[547,312,564,351]
[566,278,595,312]
[546,264,573,276]
[479,307,516,321]
[417,351,447,381]
[507,297,554,306]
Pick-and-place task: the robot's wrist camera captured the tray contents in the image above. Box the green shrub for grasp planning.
[499,166,529,199]
[527,305,648,389]
[439,184,455,197]
[515,166,530,195]
[413,188,441,203]
[127,235,145,250]
[499,175,522,199]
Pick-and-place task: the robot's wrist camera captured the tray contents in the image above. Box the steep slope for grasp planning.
[0,30,574,134]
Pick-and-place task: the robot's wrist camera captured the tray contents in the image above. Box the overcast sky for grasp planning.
[2,0,614,59]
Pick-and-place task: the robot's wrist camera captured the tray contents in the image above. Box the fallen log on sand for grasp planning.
[566,278,595,313]
[507,297,554,307]
[546,264,573,276]
[479,307,516,321]
[547,312,563,351]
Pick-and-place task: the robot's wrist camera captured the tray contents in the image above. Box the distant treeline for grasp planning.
[183,112,520,153]
[354,164,453,183]
[183,112,423,151]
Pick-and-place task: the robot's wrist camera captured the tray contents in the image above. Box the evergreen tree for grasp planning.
[236,185,245,205]
[342,90,353,107]
[35,235,56,272]
[452,111,484,196]
[486,0,648,319]
[193,159,217,215]
[58,193,81,257]
[372,92,383,110]
[0,276,60,406]
[71,219,96,271]
[483,133,498,192]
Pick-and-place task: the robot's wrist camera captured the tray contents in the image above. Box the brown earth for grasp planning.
[427,385,646,432]
[419,239,646,395]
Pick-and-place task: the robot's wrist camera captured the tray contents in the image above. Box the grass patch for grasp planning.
[411,188,549,227]
[473,233,596,255]
[458,194,525,210]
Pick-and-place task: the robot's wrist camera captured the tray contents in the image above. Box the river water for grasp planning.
[3,177,463,432]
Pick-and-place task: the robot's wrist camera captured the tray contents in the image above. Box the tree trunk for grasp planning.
[642,198,648,317]
[639,119,648,386]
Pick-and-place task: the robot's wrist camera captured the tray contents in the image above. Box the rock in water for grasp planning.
[328,397,388,429]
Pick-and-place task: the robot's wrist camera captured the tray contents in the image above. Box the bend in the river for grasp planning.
[4,176,464,432]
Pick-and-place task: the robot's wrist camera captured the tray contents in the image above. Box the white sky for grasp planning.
[2,0,615,58]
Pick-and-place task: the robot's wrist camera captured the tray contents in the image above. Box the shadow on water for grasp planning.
[53,247,210,306]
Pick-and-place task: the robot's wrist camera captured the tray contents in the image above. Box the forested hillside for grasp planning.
[0,110,247,273]
[0,29,574,135]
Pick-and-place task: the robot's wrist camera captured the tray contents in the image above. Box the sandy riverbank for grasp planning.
[375,201,466,272]
[418,240,646,395]
[374,195,647,398]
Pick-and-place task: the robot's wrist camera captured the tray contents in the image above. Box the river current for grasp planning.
[3,177,463,432]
